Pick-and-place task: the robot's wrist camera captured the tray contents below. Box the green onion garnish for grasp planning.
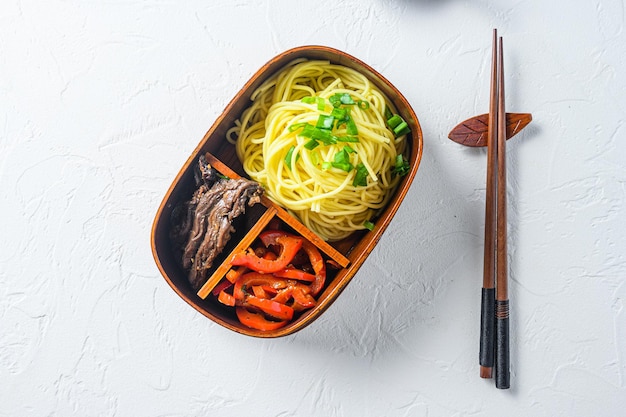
[301,96,325,110]
[285,146,295,169]
[393,121,410,137]
[331,162,353,172]
[343,145,356,154]
[289,122,308,132]
[358,100,370,110]
[304,139,320,150]
[330,107,347,121]
[316,114,334,130]
[310,151,320,166]
[384,105,393,121]
[364,220,375,231]
[386,114,411,137]
[329,93,355,107]
[387,114,403,129]
[336,135,359,143]
[331,147,355,172]
[339,93,355,105]
[391,154,410,177]
[346,117,359,135]
[353,163,368,186]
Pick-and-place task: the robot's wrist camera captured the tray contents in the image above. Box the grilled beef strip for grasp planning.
[170,156,263,290]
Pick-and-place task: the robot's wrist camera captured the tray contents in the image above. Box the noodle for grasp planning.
[228,59,408,241]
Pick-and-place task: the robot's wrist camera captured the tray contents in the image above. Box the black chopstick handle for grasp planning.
[479,287,496,375]
[495,299,510,389]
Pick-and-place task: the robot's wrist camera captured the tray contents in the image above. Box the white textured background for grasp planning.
[1,0,625,416]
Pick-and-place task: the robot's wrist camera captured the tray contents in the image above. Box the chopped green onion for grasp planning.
[316,114,334,130]
[386,114,411,137]
[393,121,410,137]
[331,161,353,172]
[330,107,348,121]
[333,107,352,131]
[329,93,355,107]
[304,139,320,150]
[288,122,308,132]
[353,163,368,186]
[334,148,349,164]
[340,93,355,105]
[317,130,337,146]
[301,96,325,110]
[336,135,359,143]
[384,105,393,121]
[358,100,370,110]
[321,161,332,170]
[331,147,354,172]
[329,94,342,108]
[387,114,403,129]
[391,154,410,177]
[310,151,320,166]
[346,117,359,135]
[285,146,296,169]
[363,220,375,231]
[300,123,316,137]
[299,123,337,145]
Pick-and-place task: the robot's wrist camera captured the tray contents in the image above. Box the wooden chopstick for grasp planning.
[479,28,498,380]
[494,35,511,390]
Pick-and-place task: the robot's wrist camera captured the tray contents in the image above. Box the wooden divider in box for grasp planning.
[195,152,351,300]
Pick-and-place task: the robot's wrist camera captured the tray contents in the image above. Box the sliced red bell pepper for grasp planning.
[271,287,293,304]
[251,285,271,298]
[217,290,236,307]
[300,240,326,296]
[230,231,303,273]
[244,295,294,321]
[291,286,316,310]
[235,307,288,331]
[263,251,277,261]
[211,279,233,296]
[232,272,289,300]
[225,266,248,284]
[274,267,316,282]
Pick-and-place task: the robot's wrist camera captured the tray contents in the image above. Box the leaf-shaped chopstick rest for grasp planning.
[448,112,532,147]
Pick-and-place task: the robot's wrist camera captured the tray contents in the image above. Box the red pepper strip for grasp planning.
[232,272,289,301]
[244,295,294,321]
[217,290,236,307]
[211,279,233,296]
[267,282,315,311]
[236,307,288,331]
[231,232,303,274]
[252,285,270,298]
[291,286,316,310]
[300,240,326,296]
[263,251,277,261]
[274,267,316,282]
[225,266,248,284]
[271,287,293,304]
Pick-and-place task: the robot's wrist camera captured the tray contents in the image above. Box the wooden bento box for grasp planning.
[151,45,423,337]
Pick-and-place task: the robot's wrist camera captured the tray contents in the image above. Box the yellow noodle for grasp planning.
[229,59,408,241]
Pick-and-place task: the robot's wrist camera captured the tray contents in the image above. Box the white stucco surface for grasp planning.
[2,1,625,416]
